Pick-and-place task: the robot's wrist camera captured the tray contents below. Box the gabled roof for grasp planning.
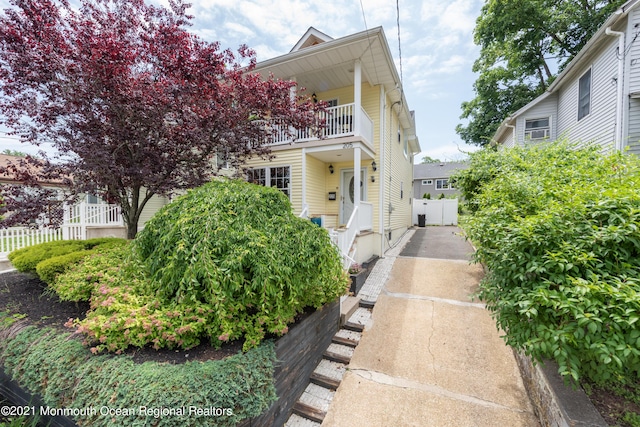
[413,162,468,180]
[493,0,640,143]
[252,26,420,154]
[290,27,333,52]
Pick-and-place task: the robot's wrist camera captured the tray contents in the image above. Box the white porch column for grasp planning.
[354,146,361,215]
[354,60,362,135]
[301,148,307,213]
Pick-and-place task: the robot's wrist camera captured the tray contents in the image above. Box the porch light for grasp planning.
[371,160,377,171]
[329,164,334,174]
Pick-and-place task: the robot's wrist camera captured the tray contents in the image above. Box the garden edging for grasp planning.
[514,351,607,427]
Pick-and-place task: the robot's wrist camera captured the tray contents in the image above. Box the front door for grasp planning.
[340,168,366,225]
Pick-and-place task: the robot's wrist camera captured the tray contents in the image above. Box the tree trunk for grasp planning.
[126,220,137,240]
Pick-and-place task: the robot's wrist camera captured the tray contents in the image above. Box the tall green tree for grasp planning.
[457,0,627,146]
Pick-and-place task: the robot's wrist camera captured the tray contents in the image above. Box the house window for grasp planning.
[525,117,550,140]
[216,148,230,170]
[436,179,452,190]
[87,194,100,204]
[578,68,591,120]
[326,99,338,108]
[402,132,408,158]
[248,166,291,198]
[421,180,433,185]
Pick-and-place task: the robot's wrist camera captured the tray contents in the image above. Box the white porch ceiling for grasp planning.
[251,27,412,130]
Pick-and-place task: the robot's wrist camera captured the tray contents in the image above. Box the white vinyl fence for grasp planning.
[413,199,458,226]
[0,226,64,256]
[1,203,123,257]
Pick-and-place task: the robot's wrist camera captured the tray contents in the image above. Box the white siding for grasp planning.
[556,38,618,151]
[515,96,558,145]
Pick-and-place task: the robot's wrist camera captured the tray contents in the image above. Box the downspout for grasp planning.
[379,86,386,258]
[606,27,625,152]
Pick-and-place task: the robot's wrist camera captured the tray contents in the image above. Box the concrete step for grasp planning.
[283,306,373,426]
[323,343,355,365]
[284,413,321,427]
[340,296,360,325]
[312,359,347,386]
[334,328,362,344]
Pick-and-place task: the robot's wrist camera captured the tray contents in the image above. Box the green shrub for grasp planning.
[460,142,640,385]
[8,238,126,275]
[9,240,86,273]
[35,251,91,286]
[48,242,130,301]
[132,179,348,351]
[0,323,277,427]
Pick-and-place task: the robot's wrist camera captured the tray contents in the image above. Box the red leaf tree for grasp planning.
[0,0,322,238]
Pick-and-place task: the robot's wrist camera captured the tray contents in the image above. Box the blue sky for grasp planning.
[0,0,484,162]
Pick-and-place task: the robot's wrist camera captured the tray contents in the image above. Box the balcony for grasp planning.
[270,103,373,146]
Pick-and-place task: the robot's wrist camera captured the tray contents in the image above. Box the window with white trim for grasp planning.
[525,117,550,140]
[421,180,433,185]
[436,179,453,190]
[248,166,291,198]
[578,68,591,120]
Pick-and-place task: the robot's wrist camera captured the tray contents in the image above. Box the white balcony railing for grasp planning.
[270,103,373,145]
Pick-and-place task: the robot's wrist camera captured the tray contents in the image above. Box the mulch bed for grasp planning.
[0,271,243,364]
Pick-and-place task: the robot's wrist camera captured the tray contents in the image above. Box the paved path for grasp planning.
[322,227,539,427]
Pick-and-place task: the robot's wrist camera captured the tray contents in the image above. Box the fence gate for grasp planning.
[413,199,458,226]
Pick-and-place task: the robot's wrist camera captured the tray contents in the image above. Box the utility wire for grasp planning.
[396,0,403,91]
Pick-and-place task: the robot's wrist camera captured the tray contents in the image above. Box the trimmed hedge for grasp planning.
[0,322,277,427]
[454,142,640,384]
[9,240,87,273]
[9,238,128,286]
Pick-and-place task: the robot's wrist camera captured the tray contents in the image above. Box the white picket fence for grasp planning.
[0,226,64,256]
[0,203,123,258]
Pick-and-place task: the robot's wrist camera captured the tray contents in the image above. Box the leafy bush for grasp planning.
[459,142,640,384]
[0,323,277,427]
[49,242,130,301]
[133,179,348,351]
[8,237,126,274]
[9,240,87,273]
[35,251,91,286]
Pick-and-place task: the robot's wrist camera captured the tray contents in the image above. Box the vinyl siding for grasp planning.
[515,96,558,145]
[626,8,640,156]
[244,149,303,213]
[138,193,169,228]
[556,37,618,151]
[384,96,413,240]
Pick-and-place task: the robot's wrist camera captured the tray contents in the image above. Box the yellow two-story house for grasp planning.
[244,27,421,266]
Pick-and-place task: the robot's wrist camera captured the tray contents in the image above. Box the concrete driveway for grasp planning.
[322,227,538,426]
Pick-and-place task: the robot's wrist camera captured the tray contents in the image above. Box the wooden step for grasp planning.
[310,372,341,390]
[292,402,326,424]
[342,321,364,332]
[331,335,358,348]
[323,349,351,365]
[359,300,375,309]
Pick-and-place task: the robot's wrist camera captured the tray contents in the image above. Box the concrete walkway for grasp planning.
[322,227,539,427]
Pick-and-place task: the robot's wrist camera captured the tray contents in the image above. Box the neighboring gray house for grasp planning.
[493,0,640,156]
[413,162,468,199]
